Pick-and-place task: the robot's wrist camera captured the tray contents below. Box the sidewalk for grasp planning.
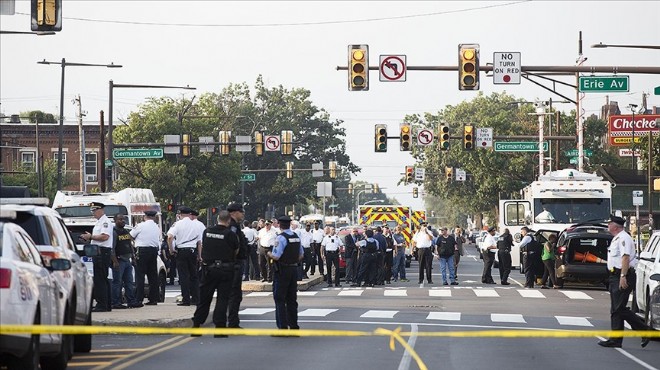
[92,274,325,327]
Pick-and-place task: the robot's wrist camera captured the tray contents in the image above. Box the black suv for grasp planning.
[554,223,611,288]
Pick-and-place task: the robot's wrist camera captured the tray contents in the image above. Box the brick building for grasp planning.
[0,119,107,192]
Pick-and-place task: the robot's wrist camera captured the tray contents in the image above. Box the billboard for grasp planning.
[608,114,660,146]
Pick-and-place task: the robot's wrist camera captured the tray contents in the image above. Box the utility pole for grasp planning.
[576,31,587,172]
[99,111,106,192]
[74,95,86,191]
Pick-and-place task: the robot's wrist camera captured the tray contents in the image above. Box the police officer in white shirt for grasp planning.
[412,222,434,284]
[257,220,278,282]
[481,227,498,284]
[131,210,162,305]
[242,220,259,281]
[311,222,326,277]
[82,202,114,312]
[167,207,200,306]
[321,227,344,287]
[299,223,314,279]
[598,215,651,349]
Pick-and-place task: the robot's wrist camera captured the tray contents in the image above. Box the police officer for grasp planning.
[598,215,650,348]
[167,207,201,306]
[497,228,513,285]
[82,202,114,312]
[351,229,379,287]
[111,214,141,309]
[321,227,343,287]
[191,211,240,338]
[131,210,162,305]
[226,202,248,329]
[267,216,304,331]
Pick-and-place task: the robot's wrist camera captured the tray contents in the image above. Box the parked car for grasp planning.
[0,212,73,370]
[635,231,660,326]
[554,223,611,289]
[647,274,660,330]
[0,198,94,354]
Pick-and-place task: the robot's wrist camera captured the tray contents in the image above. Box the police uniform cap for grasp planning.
[608,215,625,226]
[178,206,192,214]
[227,203,244,213]
[487,226,496,233]
[420,221,428,225]
[90,202,105,210]
[190,210,199,216]
[144,210,157,217]
[265,219,272,225]
[277,216,292,223]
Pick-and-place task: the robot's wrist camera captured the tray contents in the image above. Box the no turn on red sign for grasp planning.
[493,52,521,84]
[379,55,407,82]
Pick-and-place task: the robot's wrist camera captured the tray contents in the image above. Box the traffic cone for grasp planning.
[574,251,606,264]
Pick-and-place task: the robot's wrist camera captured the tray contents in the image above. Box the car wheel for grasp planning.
[644,293,653,329]
[10,308,40,370]
[74,300,92,353]
[159,271,167,303]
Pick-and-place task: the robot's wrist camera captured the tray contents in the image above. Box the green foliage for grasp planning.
[1,159,61,202]
[20,110,57,123]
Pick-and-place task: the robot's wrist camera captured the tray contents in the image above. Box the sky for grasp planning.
[1,1,659,212]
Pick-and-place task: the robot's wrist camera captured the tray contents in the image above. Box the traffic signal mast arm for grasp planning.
[336,64,660,74]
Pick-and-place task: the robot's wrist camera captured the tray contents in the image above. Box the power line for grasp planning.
[14,2,529,28]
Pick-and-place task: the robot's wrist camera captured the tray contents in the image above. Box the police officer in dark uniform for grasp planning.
[226,202,248,329]
[351,229,379,288]
[267,216,304,331]
[191,210,240,338]
[496,228,513,285]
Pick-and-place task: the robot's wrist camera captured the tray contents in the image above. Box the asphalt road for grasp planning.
[68,245,659,370]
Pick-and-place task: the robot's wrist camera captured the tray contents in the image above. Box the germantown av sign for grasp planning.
[608,114,660,146]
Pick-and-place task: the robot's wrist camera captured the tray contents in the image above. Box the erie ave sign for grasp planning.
[579,76,629,93]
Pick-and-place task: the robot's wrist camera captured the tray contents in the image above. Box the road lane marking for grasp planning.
[398,323,418,370]
[426,312,461,321]
[595,335,659,370]
[491,314,526,323]
[517,289,545,298]
[338,290,364,296]
[299,308,338,317]
[246,292,272,297]
[239,308,276,315]
[560,291,593,300]
[555,316,593,327]
[298,291,318,296]
[91,336,187,370]
[384,290,407,297]
[428,289,452,297]
[473,288,499,297]
[361,310,398,318]
[106,336,194,370]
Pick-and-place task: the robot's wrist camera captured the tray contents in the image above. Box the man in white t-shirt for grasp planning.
[481,227,497,284]
[242,220,259,281]
[412,222,434,284]
[257,220,278,282]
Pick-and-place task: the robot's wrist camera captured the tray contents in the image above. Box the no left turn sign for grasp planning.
[265,135,281,151]
[417,129,434,145]
[379,55,407,82]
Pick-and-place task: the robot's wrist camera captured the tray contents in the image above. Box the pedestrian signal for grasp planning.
[286,162,293,179]
[281,130,293,155]
[445,167,453,181]
[348,44,369,91]
[405,166,414,183]
[463,125,475,150]
[254,131,264,156]
[439,126,450,150]
[182,134,191,157]
[374,124,387,152]
[329,161,337,179]
[413,187,419,198]
[400,124,412,151]
[348,183,354,194]
[219,131,231,156]
[458,44,480,90]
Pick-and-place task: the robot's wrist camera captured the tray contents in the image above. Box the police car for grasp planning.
[0,199,94,354]
[635,231,660,328]
[0,211,72,369]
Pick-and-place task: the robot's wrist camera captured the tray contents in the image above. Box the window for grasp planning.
[21,151,36,170]
[85,152,97,182]
[53,151,67,172]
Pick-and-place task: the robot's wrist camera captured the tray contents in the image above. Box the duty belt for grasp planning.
[207,261,234,268]
[609,267,634,275]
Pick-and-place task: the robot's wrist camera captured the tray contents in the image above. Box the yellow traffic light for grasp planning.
[412,187,419,198]
[182,134,191,157]
[281,130,293,155]
[463,125,475,150]
[459,44,480,90]
[374,124,387,152]
[349,45,369,91]
[348,183,354,194]
[400,124,412,151]
[329,161,337,179]
[254,131,264,156]
[32,0,62,31]
[374,183,380,193]
[445,167,453,181]
[439,125,450,151]
[219,131,231,156]
[286,161,293,179]
[405,166,414,183]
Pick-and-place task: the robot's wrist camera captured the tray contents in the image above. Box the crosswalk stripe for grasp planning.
[338,290,364,296]
[491,313,526,323]
[384,290,407,297]
[298,291,318,296]
[361,310,398,318]
[426,312,461,321]
[517,289,546,298]
[239,308,276,315]
[429,290,452,297]
[473,289,499,297]
[299,308,338,317]
[560,291,593,300]
[555,316,593,327]
[246,292,272,297]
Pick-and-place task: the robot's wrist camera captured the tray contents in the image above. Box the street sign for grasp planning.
[618,148,641,157]
[493,52,521,84]
[417,129,434,145]
[579,76,629,92]
[564,149,592,157]
[312,163,324,177]
[455,168,466,181]
[317,182,332,197]
[236,135,252,152]
[608,114,660,146]
[655,86,660,95]
[414,167,425,181]
[264,135,280,151]
[494,141,548,152]
[633,190,644,206]
[476,128,493,148]
[199,136,214,153]
[113,148,163,159]
[240,173,256,182]
[379,55,406,82]
[163,135,180,154]
[569,157,578,165]
[104,159,113,167]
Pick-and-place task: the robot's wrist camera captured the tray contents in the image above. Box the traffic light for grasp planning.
[374,124,387,152]
[286,162,293,179]
[400,123,412,151]
[329,161,337,179]
[211,207,219,216]
[405,166,414,183]
[254,131,264,156]
[281,130,293,155]
[182,134,191,157]
[463,125,475,150]
[445,167,453,181]
[167,204,174,212]
[459,44,480,90]
[348,183,354,194]
[31,0,62,32]
[374,183,380,193]
[412,187,419,198]
[348,44,369,91]
[219,131,231,156]
[439,125,450,150]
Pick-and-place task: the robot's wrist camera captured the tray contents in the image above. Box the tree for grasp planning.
[1,159,61,202]
[20,110,57,123]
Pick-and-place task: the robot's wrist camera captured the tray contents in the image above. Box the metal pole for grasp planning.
[56,57,65,190]
[35,119,43,197]
[576,32,586,172]
[76,95,84,191]
[636,204,641,250]
[650,128,654,233]
[241,154,245,205]
[99,111,106,192]
[108,80,114,191]
[631,110,636,169]
[555,111,561,169]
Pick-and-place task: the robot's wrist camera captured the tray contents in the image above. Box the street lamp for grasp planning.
[107,81,196,191]
[1,30,55,35]
[591,43,660,50]
[629,104,639,170]
[37,58,122,191]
